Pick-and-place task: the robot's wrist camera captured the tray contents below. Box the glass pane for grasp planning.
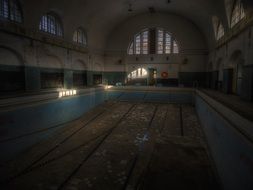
[0,0,9,18]
[240,4,245,19]
[57,22,63,36]
[135,35,141,54]
[78,30,83,43]
[39,14,63,37]
[39,15,46,31]
[165,33,171,54]
[231,1,245,27]
[128,42,134,55]
[216,23,224,40]
[173,40,179,54]
[10,0,21,22]
[128,68,147,81]
[74,29,86,45]
[73,31,78,42]
[50,16,56,34]
[0,0,22,22]
[142,31,149,54]
[157,30,164,54]
[142,68,147,76]
[132,70,137,78]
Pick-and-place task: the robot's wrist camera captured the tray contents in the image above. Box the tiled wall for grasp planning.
[196,93,253,190]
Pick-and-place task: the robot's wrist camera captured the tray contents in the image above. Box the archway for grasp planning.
[127,68,148,86]
[39,54,64,89]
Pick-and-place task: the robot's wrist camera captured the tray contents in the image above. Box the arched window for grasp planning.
[127,68,148,80]
[157,29,179,54]
[39,13,63,37]
[231,0,245,27]
[73,28,87,46]
[128,28,179,55]
[0,0,22,23]
[216,22,225,40]
[128,30,149,55]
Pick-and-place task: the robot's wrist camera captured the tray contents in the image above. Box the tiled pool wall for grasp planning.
[105,90,194,104]
[195,93,253,190]
[0,89,106,162]
[0,89,194,162]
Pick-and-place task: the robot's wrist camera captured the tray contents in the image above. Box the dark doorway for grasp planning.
[223,69,233,94]
[93,74,102,85]
[40,70,64,89]
[0,66,25,93]
[73,71,87,88]
[211,71,218,90]
[148,68,157,86]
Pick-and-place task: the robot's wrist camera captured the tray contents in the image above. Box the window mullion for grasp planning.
[171,37,174,54]
[140,33,142,54]
[133,37,136,54]
[76,30,80,43]
[163,31,166,54]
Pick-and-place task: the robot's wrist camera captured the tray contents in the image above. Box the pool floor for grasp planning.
[0,101,220,190]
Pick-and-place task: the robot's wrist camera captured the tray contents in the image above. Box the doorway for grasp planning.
[148,68,157,86]
[93,74,102,85]
[236,63,243,95]
[229,50,244,95]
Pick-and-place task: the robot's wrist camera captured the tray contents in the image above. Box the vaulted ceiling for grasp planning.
[21,0,252,51]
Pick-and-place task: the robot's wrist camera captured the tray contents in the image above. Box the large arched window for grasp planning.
[0,0,22,23]
[128,28,179,55]
[73,28,87,46]
[39,13,63,37]
[231,0,245,28]
[128,30,149,55]
[216,21,225,40]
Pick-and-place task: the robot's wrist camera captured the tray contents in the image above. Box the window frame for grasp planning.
[142,30,149,54]
[39,13,63,37]
[230,0,245,28]
[73,28,87,46]
[128,42,134,55]
[0,0,23,23]
[165,32,172,54]
[216,21,225,40]
[128,28,179,55]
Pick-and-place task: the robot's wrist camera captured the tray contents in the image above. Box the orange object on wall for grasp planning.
[161,72,169,78]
